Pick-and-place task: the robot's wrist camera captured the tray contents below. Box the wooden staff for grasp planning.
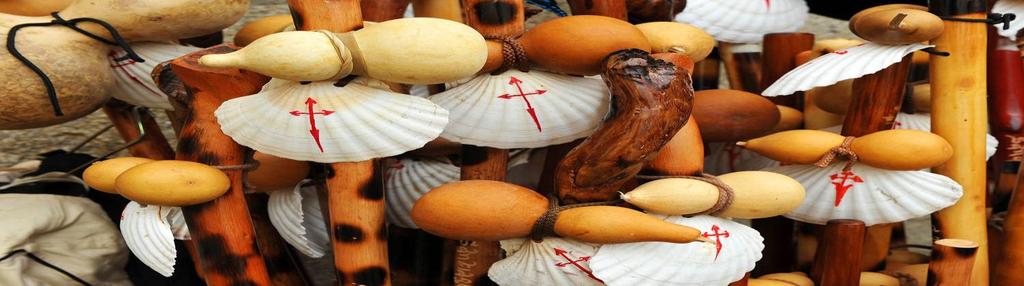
[245,193,311,285]
[929,239,979,286]
[445,1,524,284]
[993,160,1024,285]
[361,0,412,22]
[719,42,762,92]
[101,99,175,160]
[566,0,628,20]
[928,2,990,285]
[749,32,813,276]
[810,219,865,286]
[988,39,1024,209]
[169,46,273,286]
[286,1,393,285]
[412,0,463,21]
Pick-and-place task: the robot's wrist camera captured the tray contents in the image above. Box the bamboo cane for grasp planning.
[993,158,1024,285]
[169,46,273,286]
[988,38,1024,210]
[811,219,866,286]
[412,0,463,22]
[928,2,990,285]
[566,0,628,20]
[285,1,394,285]
[928,239,979,286]
[719,42,762,92]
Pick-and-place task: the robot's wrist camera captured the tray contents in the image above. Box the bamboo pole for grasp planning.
[566,0,627,20]
[988,39,1024,209]
[928,239,979,286]
[928,2,990,285]
[993,161,1024,284]
[286,1,393,285]
[169,46,273,286]
[811,219,866,286]
[719,42,762,92]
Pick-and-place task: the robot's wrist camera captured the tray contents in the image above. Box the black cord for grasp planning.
[939,13,1016,30]
[5,12,144,116]
[0,249,93,286]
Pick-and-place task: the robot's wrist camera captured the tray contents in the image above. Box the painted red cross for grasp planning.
[829,170,864,207]
[497,76,546,132]
[290,97,335,152]
[702,225,730,261]
[552,248,602,282]
[108,51,162,96]
[765,0,771,10]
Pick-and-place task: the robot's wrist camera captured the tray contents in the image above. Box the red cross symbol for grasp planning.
[552,248,602,282]
[497,76,546,132]
[108,51,162,96]
[765,0,771,10]
[829,170,864,207]
[289,97,335,153]
[702,224,730,261]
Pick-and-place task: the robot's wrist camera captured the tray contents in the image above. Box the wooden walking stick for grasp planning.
[928,2,990,285]
[993,159,1024,285]
[693,50,720,90]
[567,0,628,20]
[988,38,1024,209]
[810,219,866,286]
[929,239,979,286]
[169,46,274,286]
[285,1,393,285]
[719,42,762,92]
[101,99,175,160]
[750,32,813,276]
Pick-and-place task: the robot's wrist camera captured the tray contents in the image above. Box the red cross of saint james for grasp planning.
[552,247,602,282]
[703,224,730,261]
[829,170,864,207]
[497,76,546,132]
[290,97,335,153]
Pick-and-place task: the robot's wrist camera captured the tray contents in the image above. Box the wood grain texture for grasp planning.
[169,45,273,286]
[928,239,979,286]
[462,0,525,38]
[566,0,628,20]
[389,226,446,286]
[841,56,911,137]
[719,42,762,92]
[993,162,1024,285]
[810,219,865,286]
[101,99,176,160]
[928,3,990,284]
[556,50,693,203]
[761,33,814,107]
[287,1,391,285]
[452,146,508,286]
[988,48,1024,207]
[361,0,412,21]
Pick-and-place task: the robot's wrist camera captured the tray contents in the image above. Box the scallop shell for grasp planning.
[591,215,763,286]
[167,206,190,240]
[705,142,779,174]
[820,113,998,160]
[763,164,963,225]
[120,202,182,277]
[762,43,932,97]
[216,78,449,163]
[108,42,199,110]
[488,237,604,286]
[674,0,809,44]
[429,70,610,148]
[993,0,1024,40]
[268,182,329,258]
[385,157,460,229]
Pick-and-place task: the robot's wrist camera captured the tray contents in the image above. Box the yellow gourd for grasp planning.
[246,152,309,192]
[622,171,805,219]
[83,157,154,194]
[860,272,899,286]
[851,129,953,170]
[738,130,846,164]
[772,105,805,133]
[115,160,230,206]
[635,22,715,62]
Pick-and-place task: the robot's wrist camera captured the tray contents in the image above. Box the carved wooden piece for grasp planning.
[760,33,814,107]
[811,219,865,286]
[928,239,978,286]
[842,56,912,137]
[928,2,990,285]
[169,45,273,286]
[567,0,628,20]
[556,50,693,203]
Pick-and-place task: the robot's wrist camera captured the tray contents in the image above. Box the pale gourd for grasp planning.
[622,171,805,219]
[200,17,488,85]
[635,22,715,62]
[851,129,953,170]
[115,160,230,206]
[850,5,943,45]
[411,180,705,244]
[810,79,854,115]
[860,272,900,286]
[738,130,846,164]
[83,157,154,194]
[246,152,310,192]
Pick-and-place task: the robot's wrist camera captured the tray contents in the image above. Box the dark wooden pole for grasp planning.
[361,0,412,21]
[719,43,762,92]
[994,162,1024,285]
[566,0,628,20]
[760,33,814,107]
[101,99,176,161]
[169,46,273,286]
[988,42,1024,210]
[928,239,979,286]
[811,219,866,286]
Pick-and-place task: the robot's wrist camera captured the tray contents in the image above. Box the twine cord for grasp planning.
[814,136,858,170]
[486,36,530,74]
[529,194,620,241]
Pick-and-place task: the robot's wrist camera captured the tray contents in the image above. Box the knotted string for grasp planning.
[635,173,736,216]
[529,194,620,242]
[940,13,1015,30]
[814,136,858,170]
[7,12,143,116]
[486,36,530,74]
[0,249,92,286]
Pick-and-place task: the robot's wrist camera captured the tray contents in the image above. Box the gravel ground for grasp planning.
[0,1,929,244]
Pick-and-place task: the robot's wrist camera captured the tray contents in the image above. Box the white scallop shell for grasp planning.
[120,202,180,277]
[763,164,963,225]
[994,0,1024,40]
[429,70,610,148]
[674,0,809,44]
[705,142,780,174]
[385,157,460,229]
[268,182,329,258]
[488,237,604,286]
[216,78,449,163]
[167,206,190,240]
[762,43,933,97]
[591,215,763,286]
[108,42,200,110]
[820,113,998,160]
